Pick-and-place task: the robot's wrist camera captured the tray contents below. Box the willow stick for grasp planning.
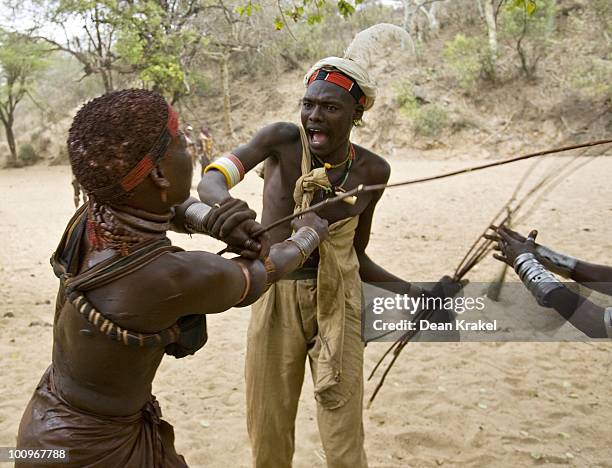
[250,139,612,238]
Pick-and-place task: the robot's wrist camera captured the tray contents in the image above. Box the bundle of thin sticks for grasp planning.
[452,148,598,281]
[366,143,610,406]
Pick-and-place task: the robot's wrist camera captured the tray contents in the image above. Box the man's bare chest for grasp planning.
[261,153,373,227]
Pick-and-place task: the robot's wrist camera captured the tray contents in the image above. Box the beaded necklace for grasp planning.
[311,142,356,193]
[87,200,171,256]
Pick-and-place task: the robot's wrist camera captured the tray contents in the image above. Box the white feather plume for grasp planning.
[344,23,412,69]
[304,23,411,111]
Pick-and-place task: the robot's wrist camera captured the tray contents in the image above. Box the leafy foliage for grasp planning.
[0,29,49,164]
[0,32,48,104]
[500,0,556,77]
[572,58,612,101]
[14,0,202,100]
[508,0,537,16]
[273,0,362,31]
[235,1,262,17]
[592,0,612,37]
[395,80,448,137]
[114,1,203,101]
[18,142,40,166]
[443,34,488,90]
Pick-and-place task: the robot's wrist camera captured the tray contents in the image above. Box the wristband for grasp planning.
[513,252,565,307]
[184,202,213,233]
[232,258,267,307]
[204,154,245,189]
[287,226,320,266]
[235,262,251,304]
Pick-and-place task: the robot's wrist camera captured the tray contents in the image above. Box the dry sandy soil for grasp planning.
[1,153,611,467]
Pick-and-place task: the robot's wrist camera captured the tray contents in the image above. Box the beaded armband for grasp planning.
[513,252,565,307]
[204,154,245,189]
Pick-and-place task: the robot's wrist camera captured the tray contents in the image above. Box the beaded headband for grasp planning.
[90,103,179,202]
[307,69,366,106]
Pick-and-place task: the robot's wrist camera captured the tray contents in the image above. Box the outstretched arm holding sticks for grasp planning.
[367,140,611,406]
[487,226,611,338]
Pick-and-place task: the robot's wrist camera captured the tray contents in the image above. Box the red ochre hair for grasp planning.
[68,89,179,203]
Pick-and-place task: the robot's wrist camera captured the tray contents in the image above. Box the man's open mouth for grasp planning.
[307,128,329,147]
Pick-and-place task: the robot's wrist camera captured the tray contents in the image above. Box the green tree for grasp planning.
[501,0,556,78]
[443,34,488,90]
[0,30,48,167]
[194,0,265,137]
[266,0,362,31]
[25,0,122,92]
[115,0,204,103]
[12,0,202,100]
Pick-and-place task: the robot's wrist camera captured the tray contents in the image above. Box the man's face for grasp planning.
[300,80,362,157]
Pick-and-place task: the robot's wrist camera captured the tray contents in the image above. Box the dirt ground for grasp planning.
[1,155,611,467]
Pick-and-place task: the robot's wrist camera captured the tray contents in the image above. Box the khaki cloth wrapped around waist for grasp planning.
[253,221,362,409]
[310,215,362,400]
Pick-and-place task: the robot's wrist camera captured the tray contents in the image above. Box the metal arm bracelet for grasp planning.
[286,226,321,266]
[184,202,213,234]
[513,252,566,307]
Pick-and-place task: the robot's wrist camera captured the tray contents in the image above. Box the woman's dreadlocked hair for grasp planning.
[68,89,168,197]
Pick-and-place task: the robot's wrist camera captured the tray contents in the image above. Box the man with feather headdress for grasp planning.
[198,24,459,467]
